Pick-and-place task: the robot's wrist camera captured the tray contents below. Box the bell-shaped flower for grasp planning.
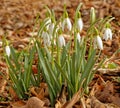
[103,28,112,41]
[58,35,66,48]
[62,17,72,31]
[5,45,11,57]
[49,23,55,38]
[42,31,51,46]
[94,35,103,50]
[76,32,81,43]
[77,18,83,32]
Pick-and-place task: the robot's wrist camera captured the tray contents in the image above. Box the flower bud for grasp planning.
[90,7,96,24]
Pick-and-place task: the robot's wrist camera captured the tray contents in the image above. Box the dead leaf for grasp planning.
[32,65,38,74]
[90,96,107,108]
[55,100,62,108]
[56,84,67,106]
[62,89,81,108]
[9,87,19,100]
[11,100,26,107]
[30,87,38,97]
[26,97,45,108]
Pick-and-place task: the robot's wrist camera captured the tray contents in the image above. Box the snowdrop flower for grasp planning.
[42,31,51,46]
[49,23,55,37]
[76,32,81,43]
[77,18,83,32]
[5,45,11,57]
[58,35,66,48]
[103,28,112,41]
[94,36,103,50]
[62,17,72,31]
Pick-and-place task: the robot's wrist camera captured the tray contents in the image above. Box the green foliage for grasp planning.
[36,37,99,105]
[3,3,114,107]
[5,46,40,99]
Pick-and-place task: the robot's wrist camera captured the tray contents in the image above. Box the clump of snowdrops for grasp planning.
[4,3,114,106]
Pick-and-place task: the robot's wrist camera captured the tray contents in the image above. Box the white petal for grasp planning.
[103,29,109,41]
[76,33,81,43]
[58,35,66,48]
[103,28,112,41]
[42,32,51,46]
[5,45,11,57]
[49,23,55,36]
[41,31,45,38]
[66,18,72,31]
[62,18,72,31]
[77,18,83,32]
[96,36,103,50]
[108,28,112,40]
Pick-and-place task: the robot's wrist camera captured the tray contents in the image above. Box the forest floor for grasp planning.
[0,0,120,108]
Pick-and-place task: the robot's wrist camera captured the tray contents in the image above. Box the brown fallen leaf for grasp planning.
[89,77,120,107]
[32,65,38,74]
[62,89,81,108]
[26,97,45,108]
[9,87,19,100]
[87,96,120,108]
[90,96,107,108]
[30,87,38,97]
[11,100,26,108]
[0,67,9,94]
[95,81,113,102]
[55,100,62,108]
[55,84,67,108]
[12,97,45,108]
[12,105,26,108]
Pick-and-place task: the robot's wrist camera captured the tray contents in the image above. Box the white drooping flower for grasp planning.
[77,18,83,32]
[58,35,66,48]
[5,45,11,57]
[62,17,72,31]
[49,23,55,38]
[94,35,103,50]
[103,28,112,41]
[76,32,81,43]
[42,31,51,46]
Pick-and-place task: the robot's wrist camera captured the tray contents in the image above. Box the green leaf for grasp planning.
[55,61,74,93]
[79,49,96,87]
